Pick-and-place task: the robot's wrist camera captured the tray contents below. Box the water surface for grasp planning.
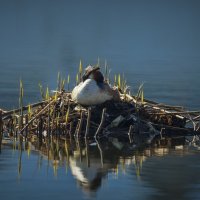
[0,140,200,200]
[0,0,200,199]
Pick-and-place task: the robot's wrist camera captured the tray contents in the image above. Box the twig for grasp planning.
[25,115,28,140]
[187,114,197,131]
[76,111,84,137]
[148,111,200,115]
[128,125,133,143]
[19,99,56,135]
[2,100,48,118]
[186,114,200,123]
[95,139,104,167]
[85,108,91,138]
[85,139,90,167]
[95,108,106,139]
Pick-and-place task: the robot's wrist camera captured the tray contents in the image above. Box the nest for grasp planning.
[1,89,200,148]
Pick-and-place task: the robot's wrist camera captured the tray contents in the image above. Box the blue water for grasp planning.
[0,141,200,200]
[0,0,200,199]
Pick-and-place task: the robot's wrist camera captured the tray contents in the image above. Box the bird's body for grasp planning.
[72,79,113,105]
[71,66,120,105]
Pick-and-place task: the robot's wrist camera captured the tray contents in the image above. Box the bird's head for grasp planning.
[82,65,104,83]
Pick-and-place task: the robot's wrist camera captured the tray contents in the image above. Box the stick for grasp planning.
[19,99,56,135]
[186,115,200,123]
[148,121,197,133]
[2,100,48,118]
[76,111,84,137]
[148,111,200,115]
[128,125,133,143]
[95,108,106,138]
[95,139,104,167]
[121,93,186,115]
[85,139,90,167]
[25,115,28,140]
[85,108,91,138]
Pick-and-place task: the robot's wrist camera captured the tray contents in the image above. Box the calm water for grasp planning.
[0,140,200,200]
[0,0,200,199]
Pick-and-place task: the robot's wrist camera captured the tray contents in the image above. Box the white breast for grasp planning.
[71,79,113,105]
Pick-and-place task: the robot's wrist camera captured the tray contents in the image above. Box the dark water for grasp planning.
[0,0,200,199]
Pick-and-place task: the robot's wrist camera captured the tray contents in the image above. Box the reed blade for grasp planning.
[45,86,49,101]
[67,74,70,91]
[65,106,70,123]
[79,60,82,82]
[118,74,121,89]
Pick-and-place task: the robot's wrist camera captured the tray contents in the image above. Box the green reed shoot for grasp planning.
[57,72,61,91]
[118,74,121,89]
[76,73,79,85]
[79,60,82,82]
[65,105,70,123]
[121,73,125,91]
[136,83,145,103]
[54,91,58,101]
[28,104,32,120]
[61,79,66,91]
[67,74,70,91]
[141,90,144,103]
[104,60,111,83]
[19,79,23,111]
[114,74,117,86]
[45,86,50,101]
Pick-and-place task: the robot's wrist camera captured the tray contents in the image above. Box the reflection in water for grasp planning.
[1,136,200,199]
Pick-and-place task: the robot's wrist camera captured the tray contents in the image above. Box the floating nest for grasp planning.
[1,88,199,148]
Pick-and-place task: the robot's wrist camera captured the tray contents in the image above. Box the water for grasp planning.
[0,0,200,199]
[0,140,200,200]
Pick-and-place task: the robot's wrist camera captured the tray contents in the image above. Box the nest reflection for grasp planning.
[6,134,199,195]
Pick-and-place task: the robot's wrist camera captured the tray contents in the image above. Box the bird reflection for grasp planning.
[68,139,117,194]
[1,134,200,196]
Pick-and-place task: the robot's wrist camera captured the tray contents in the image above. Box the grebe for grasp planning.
[71,66,120,105]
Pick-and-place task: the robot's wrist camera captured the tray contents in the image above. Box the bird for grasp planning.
[71,65,120,106]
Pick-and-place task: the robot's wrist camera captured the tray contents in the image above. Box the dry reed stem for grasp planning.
[128,125,133,143]
[19,98,56,134]
[85,108,91,138]
[2,100,48,118]
[76,111,84,137]
[95,108,106,139]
